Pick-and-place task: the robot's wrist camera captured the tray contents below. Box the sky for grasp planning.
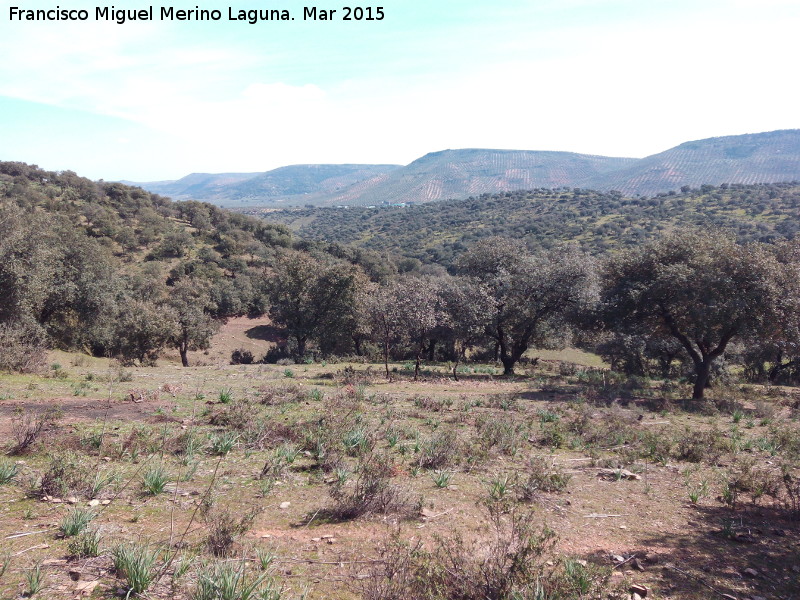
[0,0,798,181]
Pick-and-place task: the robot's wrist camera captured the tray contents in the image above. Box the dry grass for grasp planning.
[0,349,798,599]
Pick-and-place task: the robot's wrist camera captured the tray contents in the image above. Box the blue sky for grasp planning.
[1,0,798,181]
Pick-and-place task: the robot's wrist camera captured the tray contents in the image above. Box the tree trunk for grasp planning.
[692,359,712,400]
[414,352,421,381]
[383,338,390,380]
[179,344,189,368]
[427,339,437,361]
[501,354,516,376]
[296,336,307,359]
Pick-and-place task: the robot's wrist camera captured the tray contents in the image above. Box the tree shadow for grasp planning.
[612,503,800,599]
[245,324,285,343]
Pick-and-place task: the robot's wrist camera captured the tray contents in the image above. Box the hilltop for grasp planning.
[129,129,800,206]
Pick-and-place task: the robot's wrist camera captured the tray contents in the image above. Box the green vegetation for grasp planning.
[262,182,800,266]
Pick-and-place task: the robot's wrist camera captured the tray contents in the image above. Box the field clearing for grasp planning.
[0,352,799,600]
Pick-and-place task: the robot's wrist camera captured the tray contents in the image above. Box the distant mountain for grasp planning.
[583,130,800,195]
[129,164,401,206]
[127,130,800,206]
[314,149,637,206]
[121,172,262,199]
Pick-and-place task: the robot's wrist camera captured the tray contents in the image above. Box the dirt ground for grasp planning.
[0,349,799,600]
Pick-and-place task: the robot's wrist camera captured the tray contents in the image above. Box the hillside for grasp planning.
[132,164,401,206]
[585,129,800,195]
[258,182,800,265]
[0,161,393,367]
[129,130,800,207]
[120,172,262,200]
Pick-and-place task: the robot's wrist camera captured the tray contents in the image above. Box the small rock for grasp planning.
[629,583,648,597]
[76,580,99,595]
[420,508,437,519]
[66,496,78,504]
[643,553,659,564]
[102,457,112,462]
[311,537,321,542]
[632,558,645,571]
[326,537,337,544]
[279,501,291,509]
[101,499,111,505]
[576,559,587,567]
[632,593,643,600]
[261,534,272,538]
[612,555,626,563]
[51,498,63,504]
[41,495,51,502]
[321,534,334,539]
[88,499,100,507]
[619,525,627,530]
[742,568,759,578]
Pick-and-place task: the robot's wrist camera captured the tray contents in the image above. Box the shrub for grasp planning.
[10,407,62,454]
[24,563,45,597]
[60,507,95,537]
[674,427,731,463]
[142,465,169,495]
[360,508,592,600]
[201,506,261,557]
[329,452,409,520]
[417,429,459,470]
[192,561,282,600]
[476,416,523,456]
[230,349,255,365]
[39,451,93,498]
[0,319,48,374]
[113,542,159,596]
[68,528,101,558]
[518,456,571,502]
[0,460,18,485]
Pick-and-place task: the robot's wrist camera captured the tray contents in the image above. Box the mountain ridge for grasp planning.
[126,129,800,206]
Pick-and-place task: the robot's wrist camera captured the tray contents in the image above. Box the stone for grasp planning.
[279,501,291,509]
[629,583,648,597]
[51,498,63,504]
[326,537,337,544]
[66,496,78,504]
[76,579,99,595]
[88,499,100,507]
[742,568,759,578]
[632,558,645,571]
[101,499,111,505]
[612,555,626,563]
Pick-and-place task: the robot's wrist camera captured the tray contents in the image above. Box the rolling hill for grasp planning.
[583,129,800,195]
[258,182,800,266]
[128,130,800,207]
